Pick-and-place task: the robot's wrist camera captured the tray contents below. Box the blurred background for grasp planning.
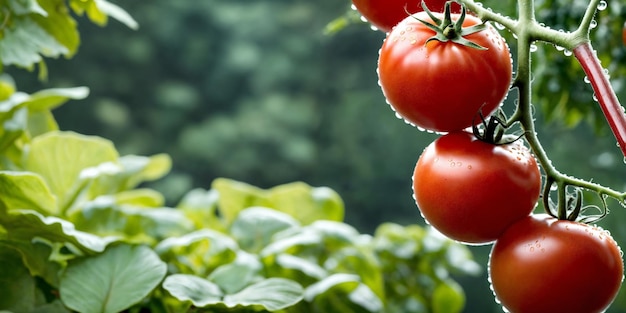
[7,0,626,312]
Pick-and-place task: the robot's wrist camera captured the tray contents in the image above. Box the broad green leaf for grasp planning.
[230,206,300,253]
[211,178,270,226]
[0,171,58,215]
[208,251,263,294]
[119,154,172,188]
[162,274,223,307]
[432,280,465,313]
[23,131,119,207]
[268,182,345,224]
[271,253,328,280]
[0,246,42,312]
[80,154,170,197]
[373,223,427,260]
[71,199,193,243]
[303,273,360,301]
[24,87,89,112]
[94,0,139,30]
[27,109,59,137]
[347,284,383,313]
[0,209,117,253]
[0,91,29,115]
[222,278,303,311]
[155,229,238,276]
[304,274,377,313]
[323,245,384,301]
[31,0,80,57]
[176,188,220,230]
[445,244,482,276]
[0,108,27,154]
[113,188,165,207]
[0,75,16,101]
[0,239,62,287]
[8,0,47,15]
[60,244,167,313]
[0,17,68,68]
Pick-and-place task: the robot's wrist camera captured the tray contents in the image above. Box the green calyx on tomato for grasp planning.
[415,1,486,50]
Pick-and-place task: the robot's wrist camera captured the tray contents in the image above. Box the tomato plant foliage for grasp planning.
[0,3,479,313]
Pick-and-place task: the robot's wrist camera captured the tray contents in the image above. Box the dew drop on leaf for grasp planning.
[597,0,608,11]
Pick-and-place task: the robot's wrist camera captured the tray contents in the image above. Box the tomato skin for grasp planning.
[351,0,460,33]
[378,12,512,132]
[412,131,540,244]
[489,214,624,313]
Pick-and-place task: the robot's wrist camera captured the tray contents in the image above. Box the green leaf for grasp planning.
[77,154,171,202]
[211,178,270,226]
[162,274,223,307]
[208,251,262,294]
[27,109,59,137]
[30,0,80,57]
[230,206,300,253]
[155,229,238,276]
[303,273,360,301]
[71,199,193,243]
[60,244,167,313]
[0,208,117,253]
[23,131,119,208]
[304,274,380,312]
[268,182,345,224]
[0,246,43,312]
[0,239,63,287]
[8,0,47,15]
[0,17,69,68]
[94,0,139,30]
[176,188,220,230]
[271,253,328,280]
[432,280,465,313]
[222,278,303,311]
[24,87,90,112]
[0,171,58,215]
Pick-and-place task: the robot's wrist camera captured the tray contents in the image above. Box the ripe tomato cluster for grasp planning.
[353,0,625,311]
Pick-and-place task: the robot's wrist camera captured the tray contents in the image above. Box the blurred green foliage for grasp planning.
[4,0,626,312]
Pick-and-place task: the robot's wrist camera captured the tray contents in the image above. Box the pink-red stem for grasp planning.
[573,42,626,158]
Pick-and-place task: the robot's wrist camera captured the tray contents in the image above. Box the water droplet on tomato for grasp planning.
[360,16,368,23]
[350,4,357,10]
[563,49,572,56]
[583,76,590,84]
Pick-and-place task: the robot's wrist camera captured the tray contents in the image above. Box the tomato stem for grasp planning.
[573,43,626,158]
[459,0,626,220]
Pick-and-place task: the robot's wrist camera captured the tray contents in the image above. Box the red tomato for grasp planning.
[489,214,624,313]
[378,12,512,132]
[351,0,460,33]
[412,131,541,244]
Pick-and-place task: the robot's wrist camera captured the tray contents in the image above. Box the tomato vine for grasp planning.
[459,0,626,221]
